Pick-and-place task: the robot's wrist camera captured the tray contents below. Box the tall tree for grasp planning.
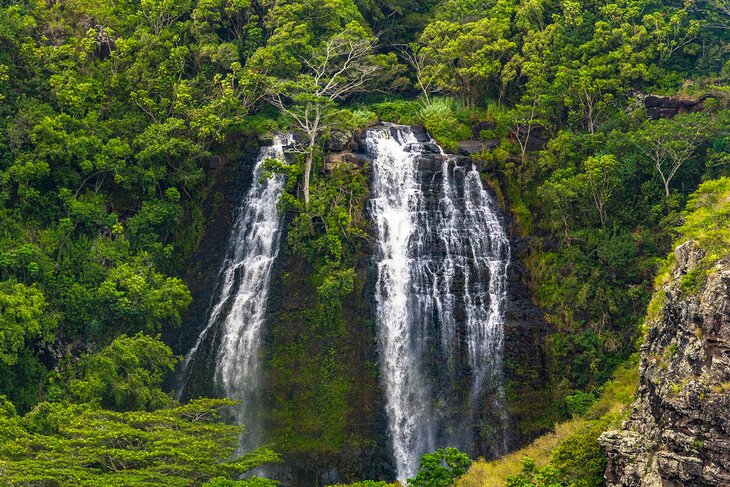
[267,23,383,209]
[65,334,178,412]
[0,396,280,486]
[634,114,708,198]
[418,0,515,107]
[583,154,620,226]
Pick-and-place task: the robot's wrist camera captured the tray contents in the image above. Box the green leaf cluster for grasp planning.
[407,448,472,487]
[0,396,280,486]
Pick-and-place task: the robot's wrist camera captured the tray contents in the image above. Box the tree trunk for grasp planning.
[304,149,313,209]
[303,115,320,210]
[303,116,320,236]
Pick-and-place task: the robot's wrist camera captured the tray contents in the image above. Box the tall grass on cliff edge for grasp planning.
[456,360,638,487]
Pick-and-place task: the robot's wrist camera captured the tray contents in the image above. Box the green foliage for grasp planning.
[652,176,730,300]
[418,99,472,152]
[0,0,729,480]
[96,257,192,335]
[0,281,54,366]
[268,155,375,469]
[512,108,726,415]
[503,361,638,487]
[675,177,730,264]
[64,334,178,412]
[0,0,267,410]
[506,457,565,487]
[0,398,280,486]
[418,0,515,107]
[563,392,596,418]
[549,414,620,486]
[583,155,620,226]
[407,448,472,487]
[368,99,422,125]
[633,112,719,197]
[355,0,437,44]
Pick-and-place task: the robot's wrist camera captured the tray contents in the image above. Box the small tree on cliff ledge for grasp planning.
[267,22,384,210]
[633,113,711,199]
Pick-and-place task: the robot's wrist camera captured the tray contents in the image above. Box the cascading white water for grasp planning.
[367,127,437,481]
[366,125,510,481]
[179,134,292,450]
[447,155,511,456]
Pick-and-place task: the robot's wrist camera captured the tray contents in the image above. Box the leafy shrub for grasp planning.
[408,448,472,487]
[506,457,564,487]
[65,334,178,412]
[564,391,597,417]
[550,414,620,486]
[368,99,422,124]
[0,397,280,485]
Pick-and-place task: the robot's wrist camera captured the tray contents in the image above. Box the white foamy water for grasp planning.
[366,125,510,481]
[179,134,292,450]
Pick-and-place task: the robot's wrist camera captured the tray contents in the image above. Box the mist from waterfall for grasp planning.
[178,134,292,451]
[366,125,511,481]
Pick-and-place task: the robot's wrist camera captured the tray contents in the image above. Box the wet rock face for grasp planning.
[326,129,358,152]
[600,241,730,486]
[639,94,705,119]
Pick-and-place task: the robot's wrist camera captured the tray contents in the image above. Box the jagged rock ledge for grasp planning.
[600,241,730,486]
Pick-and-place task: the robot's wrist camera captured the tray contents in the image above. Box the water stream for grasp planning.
[178,134,292,451]
[366,125,511,481]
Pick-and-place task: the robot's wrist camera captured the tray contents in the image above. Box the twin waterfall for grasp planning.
[181,125,511,481]
[366,125,510,481]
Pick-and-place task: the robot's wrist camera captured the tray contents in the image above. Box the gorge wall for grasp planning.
[176,125,550,485]
[601,241,730,486]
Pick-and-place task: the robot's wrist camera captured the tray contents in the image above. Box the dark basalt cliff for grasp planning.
[177,127,550,484]
[600,241,730,486]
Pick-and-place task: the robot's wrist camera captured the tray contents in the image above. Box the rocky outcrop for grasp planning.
[457,139,500,156]
[600,241,730,486]
[323,151,370,171]
[641,94,705,119]
[635,92,730,119]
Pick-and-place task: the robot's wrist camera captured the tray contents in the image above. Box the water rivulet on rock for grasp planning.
[178,135,292,451]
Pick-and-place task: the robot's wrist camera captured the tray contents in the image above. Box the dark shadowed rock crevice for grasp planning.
[636,93,724,119]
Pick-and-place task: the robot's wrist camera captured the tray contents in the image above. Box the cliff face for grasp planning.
[177,127,551,484]
[600,241,730,486]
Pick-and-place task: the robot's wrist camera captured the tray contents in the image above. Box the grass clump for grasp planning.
[367,97,485,153]
[656,177,730,288]
[368,99,422,125]
[456,360,638,487]
[418,98,472,152]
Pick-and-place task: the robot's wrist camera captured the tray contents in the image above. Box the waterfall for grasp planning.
[366,125,510,481]
[178,134,292,450]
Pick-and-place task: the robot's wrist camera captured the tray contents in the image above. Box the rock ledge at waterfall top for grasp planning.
[600,240,730,487]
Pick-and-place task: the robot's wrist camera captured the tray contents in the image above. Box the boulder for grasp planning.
[326,130,356,152]
[323,151,369,171]
[457,139,500,156]
[640,94,703,119]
